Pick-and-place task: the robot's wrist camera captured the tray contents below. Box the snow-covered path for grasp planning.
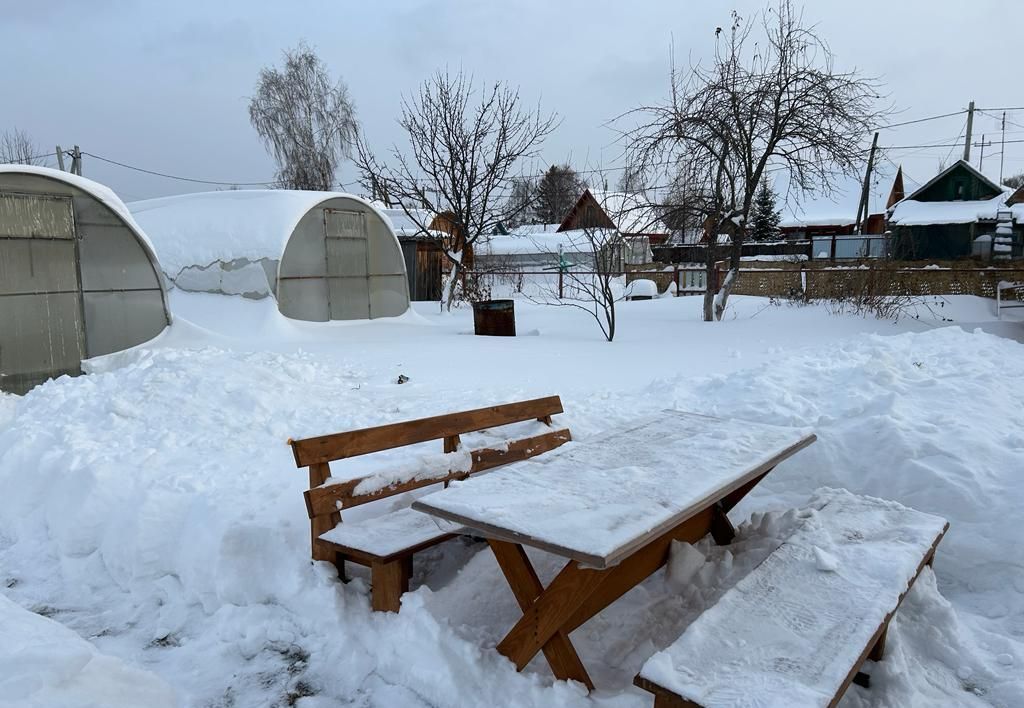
[0,293,1021,707]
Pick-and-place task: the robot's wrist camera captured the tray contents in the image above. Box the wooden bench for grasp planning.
[288,396,571,612]
[634,489,949,708]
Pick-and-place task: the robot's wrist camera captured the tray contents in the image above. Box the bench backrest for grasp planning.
[289,396,571,556]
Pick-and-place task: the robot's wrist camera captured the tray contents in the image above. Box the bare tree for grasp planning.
[1,128,47,166]
[528,225,624,341]
[629,1,886,320]
[1004,172,1024,190]
[249,43,357,191]
[355,70,557,309]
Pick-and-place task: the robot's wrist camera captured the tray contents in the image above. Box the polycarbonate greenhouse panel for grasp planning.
[0,238,80,295]
[82,290,169,357]
[328,276,371,320]
[78,223,164,291]
[369,275,411,317]
[277,277,329,322]
[0,193,74,239]
[0,292,84,394]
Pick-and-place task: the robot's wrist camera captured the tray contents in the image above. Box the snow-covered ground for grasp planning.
[1,291,1022,707]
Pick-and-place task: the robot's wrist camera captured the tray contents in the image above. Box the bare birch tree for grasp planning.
[355,70,557,309]
[628,1,886,320]
[1,128,47,166]
[249,43,357,191]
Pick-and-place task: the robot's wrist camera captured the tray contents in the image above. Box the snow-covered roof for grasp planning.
[481,228,608,256]
[779,169,920,229]
[589,190,667,235]
[0,164,159,255]
[780,216,856,229]
[679,231,731,246]
[508,223,561,235]
[370,202,433,237]
[888,192,1023,226]
[129,189,388,274]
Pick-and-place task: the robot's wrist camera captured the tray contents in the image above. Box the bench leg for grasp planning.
[371,557,412,613]
[854,623,891,689]
[869,624,889,662]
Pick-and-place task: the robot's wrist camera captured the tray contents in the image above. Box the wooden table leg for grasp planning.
[488,539,596,689]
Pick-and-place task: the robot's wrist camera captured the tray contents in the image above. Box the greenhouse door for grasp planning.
[0,193,86,394]
[323,209,371,320]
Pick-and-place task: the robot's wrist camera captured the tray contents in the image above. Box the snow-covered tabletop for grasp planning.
[413,411,815,568]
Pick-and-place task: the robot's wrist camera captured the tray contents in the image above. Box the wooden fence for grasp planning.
[624,261,1024,302]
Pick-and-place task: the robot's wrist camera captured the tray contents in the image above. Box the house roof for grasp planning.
[369,202,433,237]
[558,189,667,235]
[887,192,1022,225]
[904,159,1002,202]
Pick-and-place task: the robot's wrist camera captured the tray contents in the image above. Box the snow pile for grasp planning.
[0,593,176,708]
[0,297,1021,706]
[625,279,659,299]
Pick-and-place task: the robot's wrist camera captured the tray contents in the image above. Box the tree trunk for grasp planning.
[443,257,462,312]
[713,267,738,320]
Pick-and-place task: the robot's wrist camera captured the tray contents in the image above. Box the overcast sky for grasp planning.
[3,0,1021,217]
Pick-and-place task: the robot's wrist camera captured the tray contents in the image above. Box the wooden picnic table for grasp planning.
[411,410,817,690]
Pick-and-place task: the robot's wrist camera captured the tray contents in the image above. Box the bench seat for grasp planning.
[635,488,949,708]
[319,507,461,562]
[289,396,572,612]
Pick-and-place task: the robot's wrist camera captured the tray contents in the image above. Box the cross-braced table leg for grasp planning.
[486,472,774,690]
[488,539,597,689]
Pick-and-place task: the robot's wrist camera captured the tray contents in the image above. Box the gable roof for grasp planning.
[904,159,1003,202]
[557,188,667,235]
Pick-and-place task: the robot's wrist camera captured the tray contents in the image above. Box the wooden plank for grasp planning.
[488,540,593,689]
[289,396,564,466]
[304,429,571,518]
[495,558,604,672]
[308,462,339,562]
[563,507,715,635]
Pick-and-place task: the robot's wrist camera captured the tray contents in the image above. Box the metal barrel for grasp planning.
[471,299,516,336]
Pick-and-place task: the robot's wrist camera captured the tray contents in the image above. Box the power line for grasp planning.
[874,110,967,131]
[82,151,283,187]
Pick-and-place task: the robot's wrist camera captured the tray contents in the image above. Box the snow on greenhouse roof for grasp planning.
[0,164,160,255]
[129,189,388,275]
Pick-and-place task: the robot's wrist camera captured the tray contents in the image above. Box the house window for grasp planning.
[954,181,966,200]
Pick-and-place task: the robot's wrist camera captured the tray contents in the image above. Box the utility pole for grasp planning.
[980,134,987,171]
[963,100,975,162]
[1000,111,1007,184]
[854,132,879,235]
[69,145,82,176]
[55,145,65,172]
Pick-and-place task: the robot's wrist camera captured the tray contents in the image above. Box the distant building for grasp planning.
[887,161,1024,260]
